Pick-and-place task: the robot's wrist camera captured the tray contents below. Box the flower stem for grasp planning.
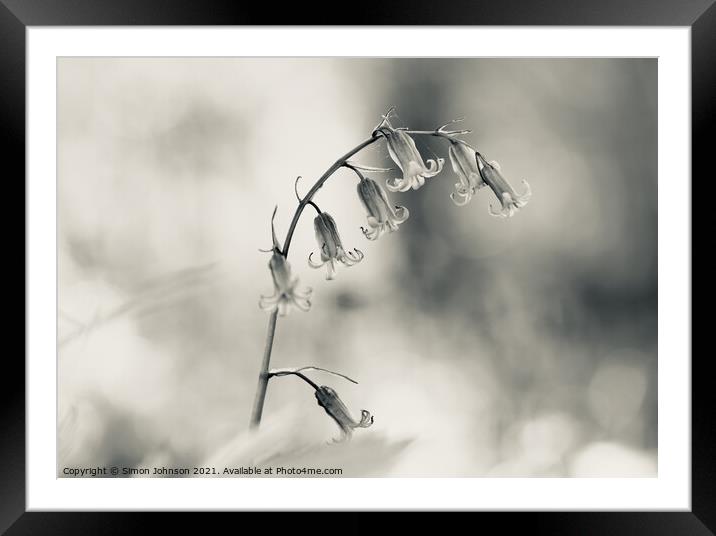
[249,127,459,429]
[281,135,381,256]
[249,134,381,429]
[249,309,278,429]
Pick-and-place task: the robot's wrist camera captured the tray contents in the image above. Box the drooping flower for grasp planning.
[259,252,312,316]
[448,141,487,206]
[476,153,532,218]
[356,176,409,240]
[259,208,312,315]
[308,211,363,280]
[267,367,371,441]
[314,385,373,440]
[381,126,444,192]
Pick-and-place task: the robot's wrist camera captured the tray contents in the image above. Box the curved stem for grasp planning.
[343,163,365,182]
[269,366,359,385]
[249,127,461,429]
[269,371,321,391]
[306,200,323,216]
[249,134,380,429]
[282,135,381,256]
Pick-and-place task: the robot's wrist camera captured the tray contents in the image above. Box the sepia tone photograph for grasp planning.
[57,57,657,478]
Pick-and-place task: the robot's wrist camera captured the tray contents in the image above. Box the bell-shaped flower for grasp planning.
[308,211,363,280]
[259,207,312,315]
[382,126,444,192]
[476,153,532,218]
[259,251,312,316]
[448,141,487,206]
[268,366,371,441]
[314,385,373,440]
[357,176,409,240]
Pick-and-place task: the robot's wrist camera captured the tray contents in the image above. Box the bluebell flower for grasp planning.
[308,211,364,280]
[259,208,312,315]
[477,154,531,217]
[448,141,486,206]
[315,385,373,440]
[382,126,444,192]
[356,176,409,240]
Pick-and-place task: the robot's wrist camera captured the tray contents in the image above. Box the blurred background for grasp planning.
[58,58,657,477]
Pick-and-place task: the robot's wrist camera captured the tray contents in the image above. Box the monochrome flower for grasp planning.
[448,141,487,206]
[259,208,312,315]
[308,211,364,280]
[314,385,374,440]
[250,110,538,434]
[476,153,532,218]
[382,126,444,192]
[259,251,312,315]
[267,367,370,440]
[356,176,409,241]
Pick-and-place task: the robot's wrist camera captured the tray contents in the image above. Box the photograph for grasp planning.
[57,56,658,478]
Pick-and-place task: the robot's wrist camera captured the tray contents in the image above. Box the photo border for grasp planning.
[7,0,709,532]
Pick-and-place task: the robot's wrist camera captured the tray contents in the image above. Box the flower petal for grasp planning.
[362,225,380,241]
[392,205,409,223]
[516,179,532,202]
[259,293,279,312]
[424,157,445,177]
[386,177,408,193]
[308,251,326,268]
[451,190,471,206]
[358,409,374,428]
[292,294,312,312]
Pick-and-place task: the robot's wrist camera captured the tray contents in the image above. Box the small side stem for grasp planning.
[405,129,470,143]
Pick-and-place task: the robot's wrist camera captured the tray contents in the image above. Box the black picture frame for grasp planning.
[5,0,708,532]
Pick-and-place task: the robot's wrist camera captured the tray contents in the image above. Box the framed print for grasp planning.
[7,0,709,532]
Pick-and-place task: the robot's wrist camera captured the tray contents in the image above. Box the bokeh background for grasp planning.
[58,58,657,477]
